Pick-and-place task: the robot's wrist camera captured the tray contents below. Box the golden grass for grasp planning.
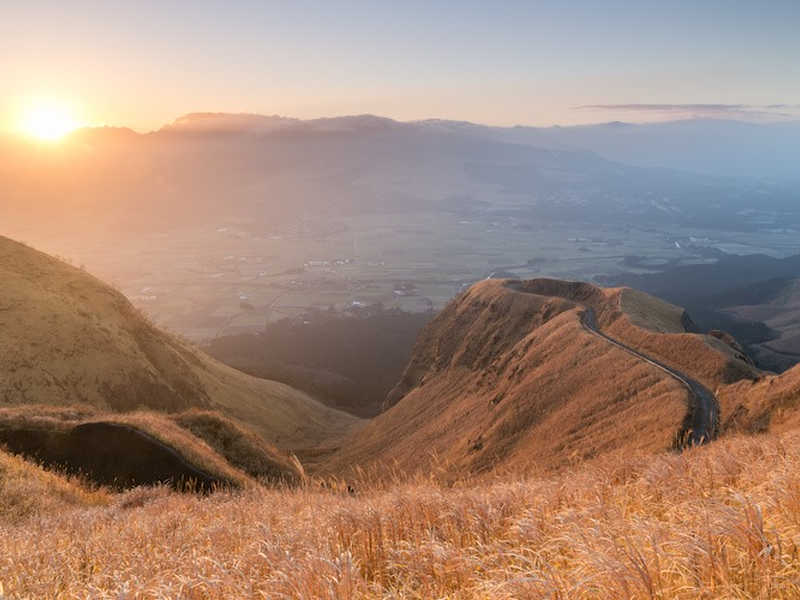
[0,449,109,526]
[605,288,760,389]
[3,430,800,598]
[718,364,800,434]
[171,409,304,483]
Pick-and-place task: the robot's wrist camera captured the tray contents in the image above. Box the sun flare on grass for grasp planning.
[20,100,81,141]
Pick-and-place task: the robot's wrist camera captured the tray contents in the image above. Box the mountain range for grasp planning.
[2,114,799,244]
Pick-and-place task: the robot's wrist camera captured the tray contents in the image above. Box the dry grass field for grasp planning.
[3,428,800,598]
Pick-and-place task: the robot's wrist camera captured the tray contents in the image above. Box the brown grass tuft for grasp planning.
[0,449,110,526]
[171,409,304,484]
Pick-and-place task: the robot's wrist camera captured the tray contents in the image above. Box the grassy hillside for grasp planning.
[719,364,800,433]
[324,279,759,477]
[0,235,360,449]
[606,287,759,386]
[3,429,800,597]
[172,409,305,482]
[600,257,800,373]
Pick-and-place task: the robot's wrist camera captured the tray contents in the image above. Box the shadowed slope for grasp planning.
[0,406,305,489]
[0,423,225,491]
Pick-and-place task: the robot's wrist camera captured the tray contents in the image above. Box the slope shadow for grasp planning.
[0,422,225,491]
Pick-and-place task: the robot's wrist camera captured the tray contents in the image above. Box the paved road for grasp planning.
[580,308,719,446]
[504,281,719,446]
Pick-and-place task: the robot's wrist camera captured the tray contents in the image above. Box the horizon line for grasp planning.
[5,111,797,138]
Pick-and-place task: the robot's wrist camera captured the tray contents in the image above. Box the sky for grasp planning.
[2,0,800,133]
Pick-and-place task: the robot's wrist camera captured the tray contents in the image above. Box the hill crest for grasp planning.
[327,278,758,478]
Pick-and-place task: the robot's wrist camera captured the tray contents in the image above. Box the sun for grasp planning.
[20,100,81,141]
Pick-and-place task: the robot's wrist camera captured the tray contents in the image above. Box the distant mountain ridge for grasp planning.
[50,112,800,183]
[143,112,800,181]
[159,112,403,135]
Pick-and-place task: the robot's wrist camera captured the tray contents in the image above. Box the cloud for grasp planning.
[573,103,799,121]
[577,103,745,111]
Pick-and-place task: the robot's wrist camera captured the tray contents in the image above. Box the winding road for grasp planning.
[505,281,719,447]
[580,308,718,446]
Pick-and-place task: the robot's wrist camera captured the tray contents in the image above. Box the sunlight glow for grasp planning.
[20,100,81,140]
